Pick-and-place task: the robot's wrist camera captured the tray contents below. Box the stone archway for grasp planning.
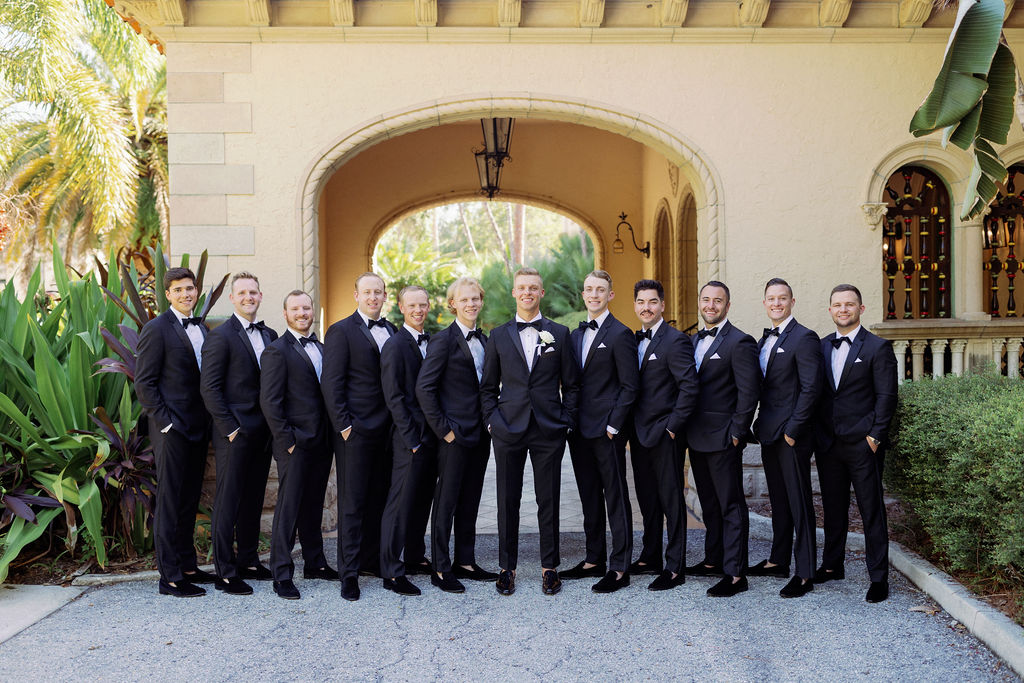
[296,94,725,310]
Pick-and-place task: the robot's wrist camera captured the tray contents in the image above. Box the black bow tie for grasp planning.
[182,317,202,328]
[762,327,780,339]
[367,318,387,329]
[417,333,429,345]
[517,320,542,332]
[299,333,318,347]
[247,321,266,332]
[830,336,852,349]
[466,329,485,343]
[635,329,652,342]
[697,327,718,340]
[579,320,598,331]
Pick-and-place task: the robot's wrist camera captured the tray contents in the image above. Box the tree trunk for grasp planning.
[484,203,512,276]
[510,203,525,266]
[431,207,440,251]
[457,203,480,259]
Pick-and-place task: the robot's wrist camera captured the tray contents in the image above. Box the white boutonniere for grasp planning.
[538,330,555,346]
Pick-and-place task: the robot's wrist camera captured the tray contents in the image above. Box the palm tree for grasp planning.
[0,0,166,282]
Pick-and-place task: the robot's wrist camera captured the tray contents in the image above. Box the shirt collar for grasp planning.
[234,312,259,329]
[588,309,611,327]
[771,315,794,333]
[288,328,311,341]
[515,313,543,324]
[836,325,861,341]
[170,307,194,324]
[455,319,477,337]
[644,318,664,337]
[356,309,381,326]
[403,323,424,339]
[702,318,728,334]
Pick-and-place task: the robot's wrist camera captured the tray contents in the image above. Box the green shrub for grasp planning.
[887,372,1024,589]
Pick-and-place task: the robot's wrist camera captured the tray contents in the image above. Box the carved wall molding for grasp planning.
[898,0,933,27]
[580,0,606,27]
[329,0,355,26]
[660,0,689,26]
[498,0,522,26]
[738,0,770,27]
[862,202,887,231]
[155,0,186,25]
[818,0,852,27]
[415,0,438,26]
[245,0,271,26]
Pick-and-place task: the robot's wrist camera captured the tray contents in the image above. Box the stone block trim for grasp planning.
[168,102,252,134]
[170,164,254,195]
[170,226,256,256]
[167,72,225,103]
[165,42,252,73]
[168,134,226,164]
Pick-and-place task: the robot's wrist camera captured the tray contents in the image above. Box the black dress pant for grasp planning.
[152,425,208,584]
[760,440,816,579]
[432,438,491,572]
[212,429,273,578]
[569,433,633,572]
[380,431,436,578]
[268,442,332,581]
[404,445,437,564]
[336,430,392,580]
[494,421,565,571]
[629,432,686,573]
[689,443,749,577]
[817,439,889,582]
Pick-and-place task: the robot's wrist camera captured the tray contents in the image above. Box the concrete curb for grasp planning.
[750,511,1024,679]
[0,585,86,645]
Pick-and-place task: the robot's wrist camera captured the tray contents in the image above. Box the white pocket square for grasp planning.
[598,342,607,349]
[775,347,785,353]
[649,353,658,360]
[710,353,722,360]
[854,357,863,363]
[544,346,555,354]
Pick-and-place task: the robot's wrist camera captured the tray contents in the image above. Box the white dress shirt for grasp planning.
[831,325,861,390]
[235,312,266,367]
[455,319,485,382]
[170,307,204,370]
[357,309,391,351]
[581,309,610,366]
[638,318,663,367]
[289,328,322,381]
[759,315,793,375]
[404,323,428,358]
[515,313,543,370]
[694,318,728,371]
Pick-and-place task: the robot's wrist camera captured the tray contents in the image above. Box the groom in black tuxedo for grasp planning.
[563,270,639,593]
[481,267,580,597]
[748,278,822,599]
[136,267,213,598]
[686,280,761,598]
[814,283,898,604]
[322,272,398,601]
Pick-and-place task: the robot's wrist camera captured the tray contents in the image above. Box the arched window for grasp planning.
[652,206,675,323]
[881,166,952,319]
[984,165,1023,318]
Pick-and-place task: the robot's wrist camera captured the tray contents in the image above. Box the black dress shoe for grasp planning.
[238,564,273,581]
[560,560,607,580]
[628,560,663,575]
[273,579,301,600]
[541,569,562,596]
[707,576,749,597]
[303,565,340,580]
[648,570,685,591]
[812,566,845,584]
[592,571,630,594]
[358,566,382,578]
[404,557,432,576]
[495,570,515,596]
[159,579,206,598]
[215,577,254,595]
[453,564,499,581]
[383,576,422,596]
[685,561,725,577]
[431,572,466,593]
[780,576,814,598]
[747,559,791,578]
[182,568,217,584]
[866,580,889,603]
[341,577,360,601]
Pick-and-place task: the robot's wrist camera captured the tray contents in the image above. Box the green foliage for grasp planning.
[908,0,1015,219]
[887,372,1024,599]
[374,239,458,333]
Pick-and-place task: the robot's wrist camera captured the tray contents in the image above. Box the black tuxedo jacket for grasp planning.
[321,311,397,438]
[685,321,761,452]
[200,315,279,439]
[480,318,580,440]
[259,333,329,454]
[570,314,640,440]
[752,319,822,446]
[135,309,210,441]
[631,321,699,449]
[816,327,898,451]
[415,322,487,447]
[381,327,434,452]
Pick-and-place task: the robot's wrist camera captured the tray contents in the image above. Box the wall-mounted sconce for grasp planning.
[611,212,650,258]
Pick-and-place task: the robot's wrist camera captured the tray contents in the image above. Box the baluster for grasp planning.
[1006,218,1018,316]
[893,340,909,385]
[1007,338,1023,379]
[936,215,949,317]
[993,338,1007,375]
[919,215,931,317]
[989,221,1003,318]
[902,216,914,318]
[950,339,968,376]
[928,339,947,377]
[910,340,927,381]
[885,217,898,319]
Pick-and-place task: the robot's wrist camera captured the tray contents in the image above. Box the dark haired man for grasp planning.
[686,280,760,598]
[136,267,213,597]
[749,278,822,598]
[815,284,897,603]
[628,279,698,592]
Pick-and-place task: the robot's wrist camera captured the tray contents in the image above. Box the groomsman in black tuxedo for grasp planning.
[136,267,213,597]
[322,272,398,601]
[481,267,580,596]
[200,272,279,595]
[629,279,699,591]
[259,290,334,600]
[748,278,822,599]
[379,286,438,596]
[416,277,498,594]
[563,270,639,593]
[815,284,898,603]
[686,280,760,598]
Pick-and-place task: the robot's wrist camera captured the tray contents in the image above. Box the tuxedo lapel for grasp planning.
[506,323,530,373]
[573,328,585,368]
[453,324,475,364]
[583,319,612,370]
[763,323,792,377]
[286,333,318,378]
[838,328,867,388]
[822,338,837,392]
[641,323,667,371]
[165,310,200,370]
[231,316,260,369]
[355,314,379,353]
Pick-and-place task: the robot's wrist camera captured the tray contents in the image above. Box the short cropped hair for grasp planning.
[829,283,862,304]
[633,279,664,300]
[699,280,731,301]
[163,267,196,291]
[354,271,386,291]
[282,289,311,309]
[447,277,485,314]
[513,267,542,285]
[231,271,260,289]
[764,277,792,297]
[585,270,613,288]
[398,285,428,304]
